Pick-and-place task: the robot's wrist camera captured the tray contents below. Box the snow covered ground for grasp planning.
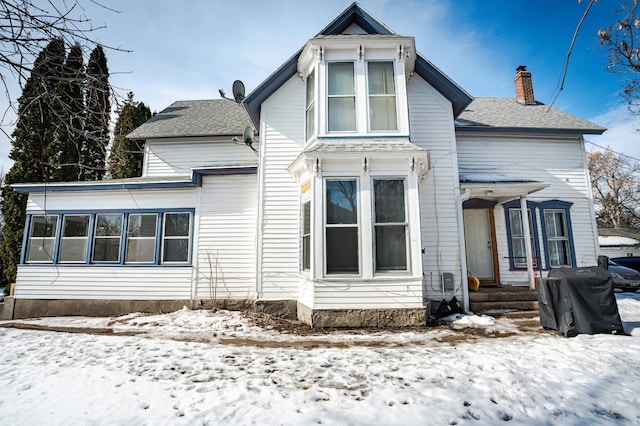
[1,293,639,425]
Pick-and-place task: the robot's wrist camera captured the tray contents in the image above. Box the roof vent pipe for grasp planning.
[514,65,536,105]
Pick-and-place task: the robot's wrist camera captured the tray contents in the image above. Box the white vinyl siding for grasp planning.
[143,138,258,177]
[408,76,463,301]
[194,174,257,300]
[15,267,193,300]
[258,76,305,299]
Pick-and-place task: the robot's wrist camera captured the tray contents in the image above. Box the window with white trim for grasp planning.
[305,68,316,141]
[126,214,158,263]
[507,208,537,269]
[162,212,191,263]
[301,201,311,272]
[59,215,90,263]
[93,213,123,262]
[368,62,397,131]
[325,179,359,274]
[544,209,571,267]
[373,179,407,271]
[327,62,356,132]
[26,215,58,263]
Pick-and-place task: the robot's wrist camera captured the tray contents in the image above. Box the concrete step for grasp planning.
[470,300,539,313]
[480,310,540,319]
[469,290,538,303]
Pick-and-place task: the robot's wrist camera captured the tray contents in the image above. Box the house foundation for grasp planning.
[297,302,430,328]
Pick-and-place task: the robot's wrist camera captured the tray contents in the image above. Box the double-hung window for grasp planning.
[325,179,359,274]
[162,212,191,263]
[301,201,311,271]
[507,208,537,269]
[327,62,356,132]
[544,210,571,267]
[93,213,123,262]
[59,215,90,263]
[126,214,158,263]
[373,179,407,271]
[26,215,58,263]
[368,62,397,131]
[305,69,316,141]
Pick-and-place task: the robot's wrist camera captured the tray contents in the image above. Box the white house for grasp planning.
[8,3,605,326]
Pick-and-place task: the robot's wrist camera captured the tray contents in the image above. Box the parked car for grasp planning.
[608,260,640,292]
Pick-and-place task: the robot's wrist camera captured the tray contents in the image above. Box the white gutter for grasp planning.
[456,188,472,311]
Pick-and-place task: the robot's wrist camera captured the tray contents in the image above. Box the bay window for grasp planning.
[325,179,359,274]
[368,62,397,131]
[305,69,316,141]
[26,215,58,263]
[327,62,356,132]
[373,179,407,271]
[302,201,311,271]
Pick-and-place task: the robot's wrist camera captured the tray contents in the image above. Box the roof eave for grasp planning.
[455,126,606,136]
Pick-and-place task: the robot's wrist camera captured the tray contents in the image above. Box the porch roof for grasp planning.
[459,172,549,202]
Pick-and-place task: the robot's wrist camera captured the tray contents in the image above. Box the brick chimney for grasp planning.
[514,65,535,105]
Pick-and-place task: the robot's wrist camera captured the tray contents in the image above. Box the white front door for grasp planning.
[463,209,495,281]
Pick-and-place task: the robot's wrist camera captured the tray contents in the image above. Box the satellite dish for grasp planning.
[243,126,254,145]
[232,80,245,103]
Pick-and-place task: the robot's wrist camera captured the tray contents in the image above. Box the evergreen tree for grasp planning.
[109,92,152,179]
[0,39,67,283]
[83,45,110,180]
[47,43,85,182]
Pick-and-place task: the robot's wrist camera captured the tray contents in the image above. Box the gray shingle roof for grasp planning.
[455,97,606,135]
[127,99,252,139]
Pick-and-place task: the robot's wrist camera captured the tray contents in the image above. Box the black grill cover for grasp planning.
[538,267,624,337]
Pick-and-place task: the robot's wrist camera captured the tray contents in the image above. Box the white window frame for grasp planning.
[301,200,311,272]
[25,214,58,263]
[305,68,316,142]
[58,214,90,263]
[92,213,124,263]
[366,61,398,132]
[324,178,360,275]
[543,209,572,267]
[372,178,409,273]
[326,61,357,133]
[125,213,158,264]
[161,212,191,264]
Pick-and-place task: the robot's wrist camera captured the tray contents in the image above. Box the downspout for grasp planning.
[456,188,472,311]
[520,196,536,290]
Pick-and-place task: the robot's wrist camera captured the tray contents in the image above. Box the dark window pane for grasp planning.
[126,239,156,263]
[165,213,190,237]
[374,180,405,223]
[326,180,357,224]
[59,239,88,262]
[375,226,407,271]
[303,235,311,271]
[95,214,122,237]
[303,202,311,234]
[163,239,189,262]
[93,238,121,262]
[62,215,89,237]
[32,215,58,238]
[128,214,157,237]
[326,227,359,274]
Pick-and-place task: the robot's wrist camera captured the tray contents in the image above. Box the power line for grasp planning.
[586,139,640,163]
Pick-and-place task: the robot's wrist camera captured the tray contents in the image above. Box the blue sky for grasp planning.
[0,0,636,173]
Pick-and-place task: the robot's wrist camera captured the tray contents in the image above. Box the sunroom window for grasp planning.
[93,213,123,262]
[162,212,191,263]
[327,62,356,132]
[26,215,58,263]
[126,214,158,263]
[325,179,359,274]
[368,62,397,131]
[373,179,407,271]
[59,215,90,263]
